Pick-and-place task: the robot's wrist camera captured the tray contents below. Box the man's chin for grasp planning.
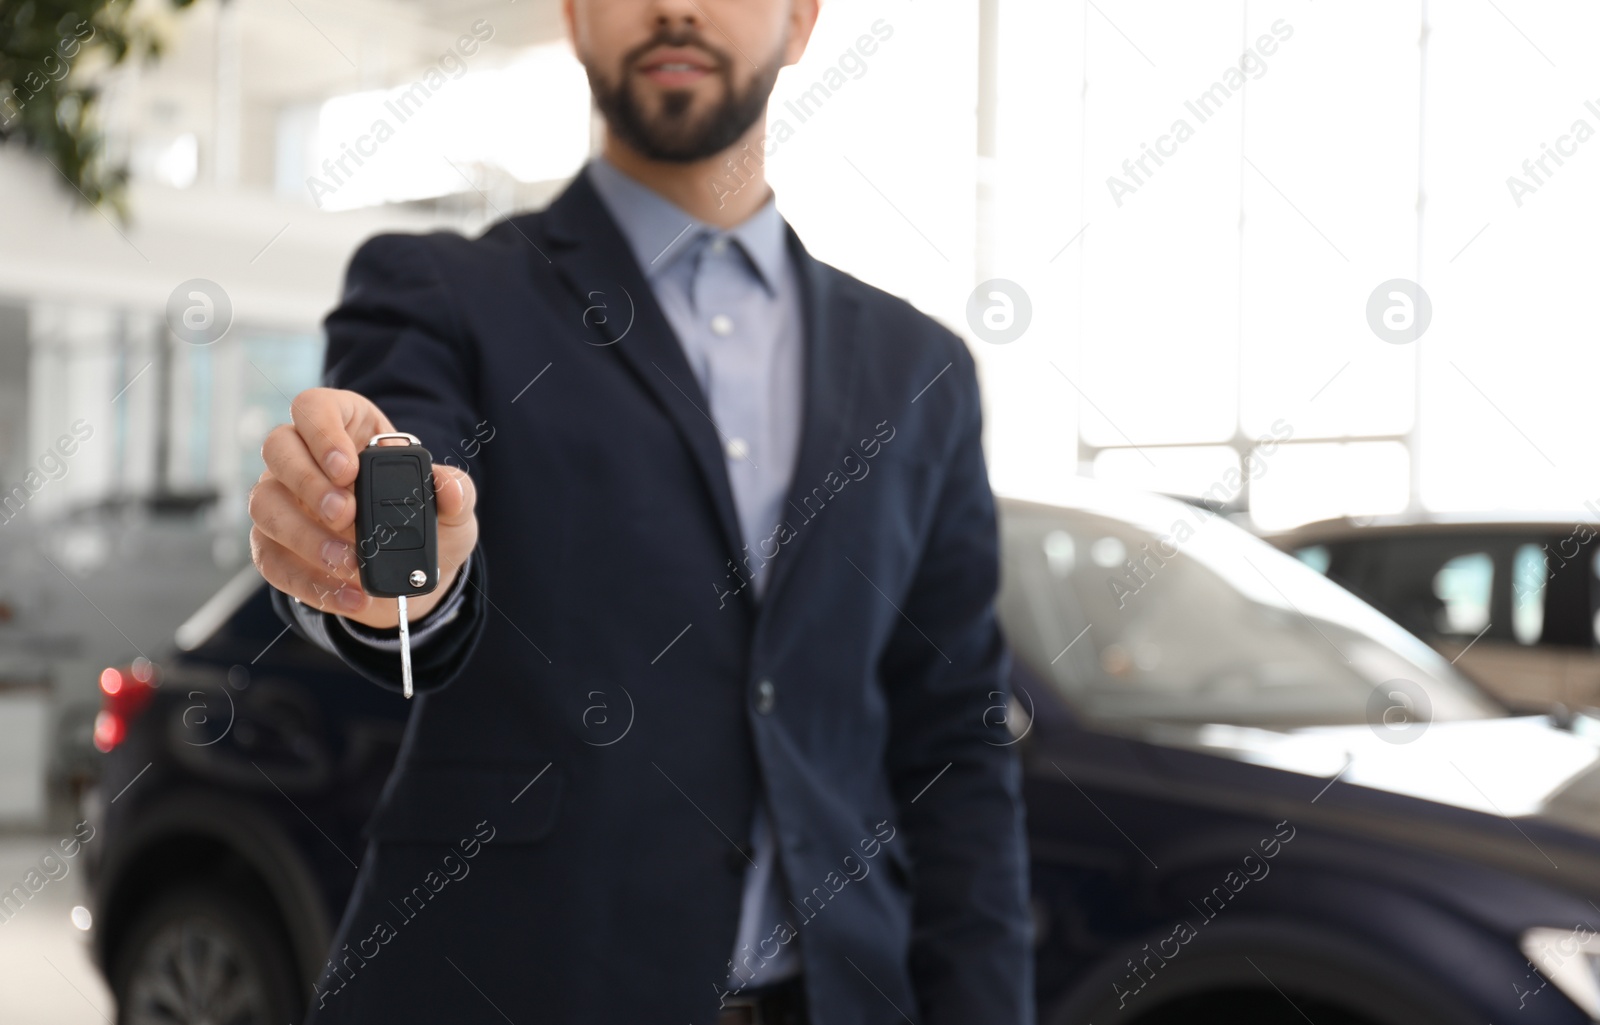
[631,83,723,117]
[635,134,725,163]
[625,111,725,160]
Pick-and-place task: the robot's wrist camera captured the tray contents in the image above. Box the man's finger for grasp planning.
[433,464,477,527]
[261,422,353,531]
[288,387,392,488]
[248,477,360,584]
[251,528,370,614]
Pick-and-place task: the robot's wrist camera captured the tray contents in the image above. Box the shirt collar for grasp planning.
[584,154,786,296]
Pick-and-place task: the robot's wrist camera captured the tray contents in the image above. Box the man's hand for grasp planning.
[249,387,479,629]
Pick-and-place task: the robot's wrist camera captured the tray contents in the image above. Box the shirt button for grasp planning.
[710,314,734,336]
[709,235,729,255]
[725,437,750,461]
[755,678,776,715]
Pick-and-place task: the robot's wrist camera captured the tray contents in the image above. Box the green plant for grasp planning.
[0,0,195,216]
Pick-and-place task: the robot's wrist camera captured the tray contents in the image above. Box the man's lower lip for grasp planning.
[640,66,711,86]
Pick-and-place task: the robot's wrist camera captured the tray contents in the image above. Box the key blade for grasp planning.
[398,594,413,699]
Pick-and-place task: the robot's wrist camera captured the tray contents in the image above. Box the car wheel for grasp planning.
[113,884,299,1025]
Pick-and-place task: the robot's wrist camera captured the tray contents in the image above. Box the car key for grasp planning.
[354,432,439,698]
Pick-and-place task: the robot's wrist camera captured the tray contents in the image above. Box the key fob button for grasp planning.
[377,498,425,550]
[373,457,422,497]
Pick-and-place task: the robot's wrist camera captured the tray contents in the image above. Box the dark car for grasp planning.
[1266,514,1600,713]
[83,569,412,1025]
[87,484,1600,1024]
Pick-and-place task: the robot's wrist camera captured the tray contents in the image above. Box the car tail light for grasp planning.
[94,658,157,752]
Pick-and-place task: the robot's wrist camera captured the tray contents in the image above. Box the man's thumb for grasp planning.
[433,464,476,525]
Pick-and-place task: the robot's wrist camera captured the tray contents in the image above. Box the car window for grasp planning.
[997,499,1502,729]
[1432,552,1493,637]
[1594,550,1600,645]
[1511,543,1548,645]
[1519,528,1597,648]
[1294,544,1331,575]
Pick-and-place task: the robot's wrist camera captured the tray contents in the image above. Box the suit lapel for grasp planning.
[758,227,864,609]
[538,172,748,572]
[531,172,865,614]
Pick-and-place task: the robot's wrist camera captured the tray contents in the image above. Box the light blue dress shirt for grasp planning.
[585,154,804,990]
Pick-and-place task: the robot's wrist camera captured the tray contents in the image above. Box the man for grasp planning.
[249,0,1031,1021]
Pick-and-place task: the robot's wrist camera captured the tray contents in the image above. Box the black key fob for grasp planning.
[354,432,439,599]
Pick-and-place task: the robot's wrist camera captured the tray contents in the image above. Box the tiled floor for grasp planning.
[0,833,115,1025]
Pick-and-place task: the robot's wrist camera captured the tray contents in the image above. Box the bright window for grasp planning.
[1433,552,1493,636]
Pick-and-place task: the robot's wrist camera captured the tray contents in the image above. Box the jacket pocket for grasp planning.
[364,762,563,845]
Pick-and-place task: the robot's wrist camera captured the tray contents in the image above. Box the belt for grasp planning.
[717,975,807,1025]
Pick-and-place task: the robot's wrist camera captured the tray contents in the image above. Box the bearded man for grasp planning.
[249,1,1032,1022]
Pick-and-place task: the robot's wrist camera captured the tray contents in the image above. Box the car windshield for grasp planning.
[996,492,1504,729]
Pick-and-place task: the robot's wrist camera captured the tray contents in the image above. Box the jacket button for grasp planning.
[726,842,755,874]
[754,678,776,715]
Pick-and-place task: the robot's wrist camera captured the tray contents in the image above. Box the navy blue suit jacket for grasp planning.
[274,169,1031,1025]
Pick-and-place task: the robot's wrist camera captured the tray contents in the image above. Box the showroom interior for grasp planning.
[3,0,1600,1022]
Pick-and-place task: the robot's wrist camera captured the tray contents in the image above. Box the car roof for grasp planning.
[995,478,1225,536]
[1266,510,1600,546]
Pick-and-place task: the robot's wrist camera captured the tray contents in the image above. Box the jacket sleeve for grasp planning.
[880,336,1033,1025]
[269,546,487,696]
[268,232,489,695]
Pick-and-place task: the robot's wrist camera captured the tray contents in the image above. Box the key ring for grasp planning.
[368,432,422,448]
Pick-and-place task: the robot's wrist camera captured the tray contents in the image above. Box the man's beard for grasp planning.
[586,28,784,163]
